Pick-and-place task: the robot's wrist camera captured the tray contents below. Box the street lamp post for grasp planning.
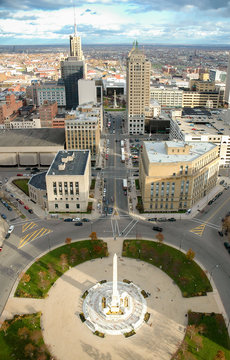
[209,264,221,281]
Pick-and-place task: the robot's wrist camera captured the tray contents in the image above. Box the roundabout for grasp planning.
[0,238,226,360]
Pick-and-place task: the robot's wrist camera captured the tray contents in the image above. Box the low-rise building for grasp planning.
[150,87,183,107]
[170,108,230,167]
[139,140,219,212]
[46,150,91,213]
[39,100,58,127]
[28,172,47,209]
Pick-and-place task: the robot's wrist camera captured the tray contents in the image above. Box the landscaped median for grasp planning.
[173,311,230,360]
[15,240,108,299]
[0,312,53,360]
[122,240,212,297]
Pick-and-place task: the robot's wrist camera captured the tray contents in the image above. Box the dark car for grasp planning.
[75,221,83,226]
[168,218,176,222]
[0,246,2,252]
[96,167,101,171]
[108,207,113,214]
[1,214,7,219]
[64,218,73,222]
[152,226,163,232]
[208,200,213,205]
[5,233,10,239]
[82,218,90,222]
[7,206,12,211]
[28,209,33,214]
[148,217,157,222]
[224,242,230,249]
[25,167,31,171]
[158,218,167,222]
[220,180,225,185]
[218,231,224,237]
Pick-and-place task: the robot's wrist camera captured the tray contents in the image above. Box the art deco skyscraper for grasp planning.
[126,41,151,134]
[61,7,85,110]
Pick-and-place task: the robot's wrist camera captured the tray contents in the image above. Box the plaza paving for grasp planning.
[1,238,222,360]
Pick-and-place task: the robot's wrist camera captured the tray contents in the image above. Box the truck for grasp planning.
[121,140,124,148]
[122,179,127,190]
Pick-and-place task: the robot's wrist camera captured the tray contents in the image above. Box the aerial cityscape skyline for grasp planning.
[1,0,230,45]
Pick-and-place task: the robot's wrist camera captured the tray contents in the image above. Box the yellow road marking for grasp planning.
[22,222,37,233]
[18,228,52,249]
[189,194,230,237]
[190,223,206,236]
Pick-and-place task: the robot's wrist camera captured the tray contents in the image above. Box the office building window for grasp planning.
[76,204,80,209]
[55,204,58,209]
[66,204,69,209]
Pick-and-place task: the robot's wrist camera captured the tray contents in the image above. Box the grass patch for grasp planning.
[136,196,144,213]
[90,179,96,190]
[0,312,53,360]
[122,240,212,297]
[173,312,230,359]
[135,179,140,190]
[15,240,108,299]
[12,179,29,196]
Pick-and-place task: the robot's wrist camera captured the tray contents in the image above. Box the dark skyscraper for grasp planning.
[61,57,84,110]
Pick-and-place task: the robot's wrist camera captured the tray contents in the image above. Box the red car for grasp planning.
[18,200,24,205]
[17,173,23,176]
[24,205,29,210]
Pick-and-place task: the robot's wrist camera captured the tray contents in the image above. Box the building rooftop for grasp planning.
[173,109,230,136]
[47,150,90,176]
[0,128,65,147]
[144,140,216,163]
[28,171,47,190]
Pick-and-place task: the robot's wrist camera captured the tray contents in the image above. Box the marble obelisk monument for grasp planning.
[110,253,120,312]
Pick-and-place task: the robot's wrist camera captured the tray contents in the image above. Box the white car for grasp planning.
[8,225,15,234]
[72,217,81,222]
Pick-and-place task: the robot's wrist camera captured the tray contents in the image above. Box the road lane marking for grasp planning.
[22,222,38,233]
[18,227,52,248]
[189,195,230,237]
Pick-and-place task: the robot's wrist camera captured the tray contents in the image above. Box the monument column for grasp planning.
[110,253,120,311]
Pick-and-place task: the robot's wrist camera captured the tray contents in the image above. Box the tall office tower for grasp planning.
[224,52,230,106]
[61,57,84,110]
[61,5,85,110]
[126,41,151,134]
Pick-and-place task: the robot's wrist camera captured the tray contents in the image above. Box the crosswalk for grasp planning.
[18,222,52,249]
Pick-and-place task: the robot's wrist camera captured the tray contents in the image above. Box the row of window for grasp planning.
[55,203,80,209]
[53,181,79,196]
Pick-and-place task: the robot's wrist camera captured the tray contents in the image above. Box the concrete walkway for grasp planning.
[1,237,222,360]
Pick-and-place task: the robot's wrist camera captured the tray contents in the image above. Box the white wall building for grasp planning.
[46,150,91,213]
[150,87,183,107]
[78,79,97,106]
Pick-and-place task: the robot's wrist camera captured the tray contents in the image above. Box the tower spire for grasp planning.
[73,0,77,35]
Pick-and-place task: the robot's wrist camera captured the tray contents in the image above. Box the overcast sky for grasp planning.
[0,0,230,45]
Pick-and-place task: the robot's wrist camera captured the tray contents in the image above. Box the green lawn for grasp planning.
[135,179,140,190]
[12,179,29,196]
[90,179,96,190]
[123,240,212,297]
[15,240,108,299]
[173,312,230,359]
[0,313,52,360]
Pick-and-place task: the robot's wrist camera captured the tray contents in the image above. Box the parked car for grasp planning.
[25,167,31,171]
[220,180,225,185]
[28,209,33,214]
[8,225,14,234]
[0,246,2,252]
[72,217,81,222]
[74,221,83,226]
[64,218,73,222]
[148,218,157,222]
[224,242,230,249]
[1,214,7,219]
[24,205,29,210]
[7,206,12,211]
[152,226,163,232]
[158,218,167,222]
[168,218,176,222]
[82,218,90,222]
[18,200,24,205]
[5,233,10,239]
[218,231,224,237]
[17,173,23,176]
